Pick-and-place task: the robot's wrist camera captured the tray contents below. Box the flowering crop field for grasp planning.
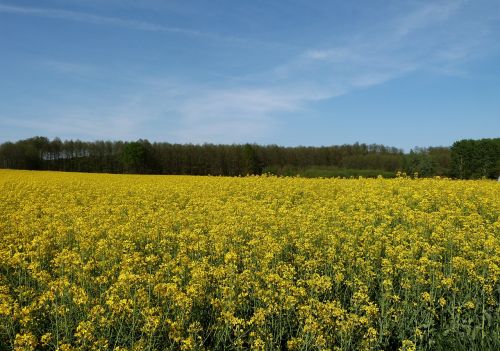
[0,170,499,351]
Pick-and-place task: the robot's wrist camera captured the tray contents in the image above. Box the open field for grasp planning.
[0,170,499,350]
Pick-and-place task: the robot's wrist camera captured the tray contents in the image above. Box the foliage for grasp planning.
[450,138,500,179]
[121,140,157,174]
[121,142,146,173]
[2,137,499,179]
[0,170,499,350]
[0,137,406,176]
[402,147,452,178]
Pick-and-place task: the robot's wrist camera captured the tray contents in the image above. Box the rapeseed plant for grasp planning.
[0,170,498,350]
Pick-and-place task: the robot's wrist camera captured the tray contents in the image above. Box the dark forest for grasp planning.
[0,137,498,179]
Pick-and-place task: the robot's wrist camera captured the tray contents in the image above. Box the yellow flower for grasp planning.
[421,292,431,303]
[14,332,37,351]
[464,301,475,310]
[0,170,498,350]
[399,339,416,351]
[438,297,446,307]
[40,333,52,347]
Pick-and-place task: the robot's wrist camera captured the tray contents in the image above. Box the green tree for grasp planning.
[451,138,500,179]
[242,144,262,175]
[121,142,146,173]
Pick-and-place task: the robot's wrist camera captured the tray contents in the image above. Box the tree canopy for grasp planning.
[0,136,497,179]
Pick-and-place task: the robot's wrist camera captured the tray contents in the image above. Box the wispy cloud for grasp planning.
[170,0,499,142]
[393,1,464,39]
[0,88,170,140]
[39,59,99,77]
[0,3,232,42]
[2,1,498,144]
[1,108,152,141]
[0,3,292,49]
[273,0,493,94]
[173,87,329,143]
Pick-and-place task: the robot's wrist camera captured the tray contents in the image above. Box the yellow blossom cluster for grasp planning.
[0,170,499,350]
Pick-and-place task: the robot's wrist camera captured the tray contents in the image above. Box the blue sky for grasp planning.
[1,0,499,150]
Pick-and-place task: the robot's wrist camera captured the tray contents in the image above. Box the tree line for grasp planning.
[0,136,498,179]
[450,138,500,179]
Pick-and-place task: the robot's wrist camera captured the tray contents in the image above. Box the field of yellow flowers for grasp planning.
[0,170,499,351]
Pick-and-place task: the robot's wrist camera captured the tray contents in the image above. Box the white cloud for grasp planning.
[0,91,166,140]
[0,3,224,40]
[39,60,99,76]
[0,3,287,48]
[173,88,327,143]
[303,48,360,62]
[2,0,498,143]
[273,0,494,97]
[394,1,465,38]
